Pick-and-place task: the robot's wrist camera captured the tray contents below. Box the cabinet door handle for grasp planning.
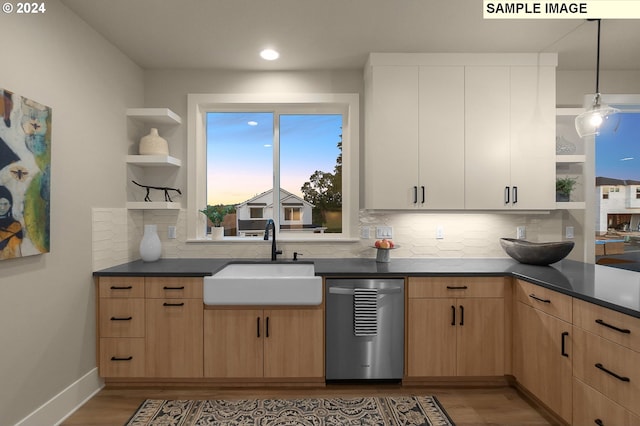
[512,186,518,204]
[529,294,551,304]
[594,363,630,382]
[163,286,185,290]
[459,305,464,326]
[162,302,185,307]
[110,285,132,290]
[595,319,631,334]
[561,331,569,357]
[257,317,260,338]
[595,419,604,426]
[451,306,456,326]
[505,186,510,204]
[421,186,425,204]
[446,286,468,290]
[111,356,133,361]
[266,317,270,337]
[110,316,133,321]
[413,186,418,204]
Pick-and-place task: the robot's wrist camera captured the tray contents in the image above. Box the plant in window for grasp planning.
[200,204,234,227]
[556,177,578,202]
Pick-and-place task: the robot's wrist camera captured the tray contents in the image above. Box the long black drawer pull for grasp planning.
[110,286,133,290]
[446,286,468,290]
[163,302,185,307]
[512,186,518,204]
[421,186,425,204]
[595,319,631,334]
[257,317,260,338]
[561,331,569,357]
[413,186,418,204]
[595,419,604,426]
[529,294,551,303]
[459,305,464,326]
[111,356,133,361]
[505,186,510,204]
[266,317,270,338]
[163,286,185,290]
[595,363,630,382]
[451,305,456,326]
[110,316,133,321]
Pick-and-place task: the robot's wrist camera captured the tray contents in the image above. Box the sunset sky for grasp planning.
[206,112,342,205]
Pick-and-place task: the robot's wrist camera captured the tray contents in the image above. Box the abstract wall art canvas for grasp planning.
[0,89,51,260]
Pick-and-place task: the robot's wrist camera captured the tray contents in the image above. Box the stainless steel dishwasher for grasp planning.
[325,278,404,381]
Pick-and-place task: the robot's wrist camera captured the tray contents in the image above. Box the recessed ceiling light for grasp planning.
[248,121,258,126]
[260,49,280,61]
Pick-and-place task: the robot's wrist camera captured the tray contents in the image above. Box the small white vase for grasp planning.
[140,224,162,262]
[139,128,169,156]
[210,226,224,240]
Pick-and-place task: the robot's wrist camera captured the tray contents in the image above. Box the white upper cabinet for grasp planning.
[364,65,420,209]
[419,66,465,209]
[464,66,511,209]
[364,63,465,210]
[465,65,556,209]
[364,53,557,211]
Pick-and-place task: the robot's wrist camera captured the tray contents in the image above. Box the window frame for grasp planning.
[187,93,359,241]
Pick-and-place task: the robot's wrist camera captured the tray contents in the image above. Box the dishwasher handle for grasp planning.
[328,286,402,295]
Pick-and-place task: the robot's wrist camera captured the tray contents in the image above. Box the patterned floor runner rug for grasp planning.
[125,395,456,425]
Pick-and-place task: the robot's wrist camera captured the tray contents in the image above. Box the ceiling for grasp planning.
[61,0,640,72]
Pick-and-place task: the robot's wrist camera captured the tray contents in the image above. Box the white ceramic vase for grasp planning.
[210,226,224,240]
[139,128,169,156]
[140,224,162,262]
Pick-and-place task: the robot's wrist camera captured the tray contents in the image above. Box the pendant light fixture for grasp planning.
[575,19,620,138]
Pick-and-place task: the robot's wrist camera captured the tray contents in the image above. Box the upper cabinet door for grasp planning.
[419,66,465,209]
[509,66,556,210]
[465,65,556,210]
[365,66,420,209]
[465,66,511,209]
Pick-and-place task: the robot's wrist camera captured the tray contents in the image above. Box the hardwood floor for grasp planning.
[61,384,556,425]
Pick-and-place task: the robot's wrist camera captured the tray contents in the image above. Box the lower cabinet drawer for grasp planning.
[515,279,572,322]
[573,378,640,426]
[573,298,640,353]
[573,327,640,416]
[99,338,145,377]
[99,299,144,337]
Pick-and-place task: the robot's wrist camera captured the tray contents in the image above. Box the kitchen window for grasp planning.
[187,93,359,241]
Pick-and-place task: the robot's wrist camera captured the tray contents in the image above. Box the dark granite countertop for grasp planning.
[94,257,640,318]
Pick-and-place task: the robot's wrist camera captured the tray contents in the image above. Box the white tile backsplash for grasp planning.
[92,208,564,269]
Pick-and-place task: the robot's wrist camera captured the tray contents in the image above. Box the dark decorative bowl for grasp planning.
[499,238,575,266]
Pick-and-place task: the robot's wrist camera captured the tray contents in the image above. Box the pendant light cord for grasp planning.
[595,18,601,94]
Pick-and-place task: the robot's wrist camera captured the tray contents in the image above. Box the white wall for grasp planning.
[557,70,640,106]
[0,2,143,425]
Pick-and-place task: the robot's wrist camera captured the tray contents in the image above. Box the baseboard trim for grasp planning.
[14,368,104,426]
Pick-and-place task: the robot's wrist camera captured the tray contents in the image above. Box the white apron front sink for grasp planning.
[204,262,322,305]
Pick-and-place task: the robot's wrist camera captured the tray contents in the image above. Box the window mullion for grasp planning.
[273,112,281,233]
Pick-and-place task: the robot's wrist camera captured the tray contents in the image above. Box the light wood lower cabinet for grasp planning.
[513,300,572,423]
[204,308,323,379]
[573,326,640,417]
[96,276,203,379]
[406,277,506,377]
[97,277,146,378]
[145,298,203,377]
[573,377,640,426]
[144,277,203,378]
